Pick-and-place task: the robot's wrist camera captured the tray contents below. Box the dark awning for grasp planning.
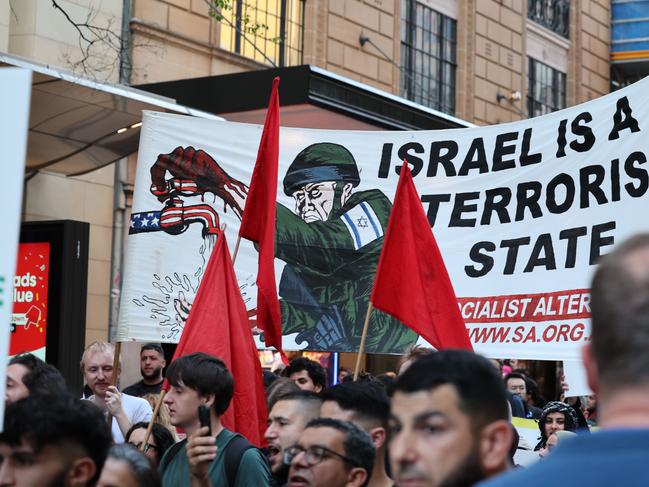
[1,53,222,176]
[139,65,473,131]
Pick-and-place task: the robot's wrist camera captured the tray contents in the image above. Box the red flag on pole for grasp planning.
[370,162,473,351]
[165,234,268,446]
[238,77,285,361]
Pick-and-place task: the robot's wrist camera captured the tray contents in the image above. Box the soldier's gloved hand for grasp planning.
[296,313,353,351]
[150,146,248,217]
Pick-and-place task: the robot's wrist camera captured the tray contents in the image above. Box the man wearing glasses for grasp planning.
[285,418,375,487]
[265,391,322,486]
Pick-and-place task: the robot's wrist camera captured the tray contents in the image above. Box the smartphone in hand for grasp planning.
[198,405,211,435]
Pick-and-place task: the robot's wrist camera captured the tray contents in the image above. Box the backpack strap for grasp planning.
[159,438,187,475]
[224,435,256,487]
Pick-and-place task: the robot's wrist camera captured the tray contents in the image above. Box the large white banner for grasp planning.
[118,77,649,360]
[0,68,32,426]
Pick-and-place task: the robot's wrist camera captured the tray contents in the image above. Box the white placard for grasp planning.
[0,68,32,427]
[118,76,649,360]
[563,358,592,397]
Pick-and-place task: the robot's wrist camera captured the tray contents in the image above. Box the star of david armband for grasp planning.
[340,202,384,250]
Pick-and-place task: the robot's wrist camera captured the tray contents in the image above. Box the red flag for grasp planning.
[238,77,285,361]
[165,234,268,446]
[370,162,473,351]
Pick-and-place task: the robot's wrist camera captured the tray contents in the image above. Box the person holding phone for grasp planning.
[160,353,271,487]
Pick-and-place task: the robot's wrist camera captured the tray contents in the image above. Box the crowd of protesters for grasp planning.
[3,234,649,486]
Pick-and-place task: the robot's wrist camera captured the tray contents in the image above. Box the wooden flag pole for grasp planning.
[140,389,167,452]
[353,302,374,381]
[107,341,122,426]
[232,235,242,265]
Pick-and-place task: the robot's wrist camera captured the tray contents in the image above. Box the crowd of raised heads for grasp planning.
[3,233,649,486]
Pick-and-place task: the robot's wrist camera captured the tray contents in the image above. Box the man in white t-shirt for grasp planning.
[81,341,152,442]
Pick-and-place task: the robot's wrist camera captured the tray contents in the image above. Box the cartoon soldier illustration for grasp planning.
[275,143,417,352]
[136,143,418,353]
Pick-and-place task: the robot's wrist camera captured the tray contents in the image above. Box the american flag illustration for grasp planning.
[129,212,162,234]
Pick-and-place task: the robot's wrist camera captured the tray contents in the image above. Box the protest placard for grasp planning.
[118,77,649,360]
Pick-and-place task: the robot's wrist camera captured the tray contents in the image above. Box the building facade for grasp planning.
[130,0,610,124]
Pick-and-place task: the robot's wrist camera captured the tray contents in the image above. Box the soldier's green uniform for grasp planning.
[275,143,417,353]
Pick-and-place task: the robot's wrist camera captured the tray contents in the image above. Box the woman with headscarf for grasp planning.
[534,401,579,451]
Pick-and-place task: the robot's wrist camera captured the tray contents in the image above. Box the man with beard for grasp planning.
[81,341,152,443]
[123,344,167,397]
[265,391,322,486]
[285,418,374,487]
[389,350,513,487]
[481,234,649,487]
[0,394,112,487]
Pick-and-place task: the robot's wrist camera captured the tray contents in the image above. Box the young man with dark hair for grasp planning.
[123,343,167,397]
[0,394,112,486]
[483,234,649,486]
[320,382,392,487]
[161,352,271,487]
[265,391,322,486]
[5,353,68,405]
[285,417,375,487]
[389,350,513,487]
[284,358,326,393]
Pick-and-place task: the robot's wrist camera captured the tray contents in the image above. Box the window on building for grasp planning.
[527,57,566,117]
[400,1,457,114]
[219,0,304,67]
[527,0,569,38]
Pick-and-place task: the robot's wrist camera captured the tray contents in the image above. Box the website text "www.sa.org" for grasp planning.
[468,322,588,344]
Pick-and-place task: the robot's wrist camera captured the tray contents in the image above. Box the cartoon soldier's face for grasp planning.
[292,181,353,222]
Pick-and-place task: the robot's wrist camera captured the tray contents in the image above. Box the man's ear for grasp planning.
[581,344,599,394]
[479,420,513,476]
[161,359,167,368]
[67,457,96,487]
[347,466,369,487]
[203,394,216,408]
[368,426,386,450]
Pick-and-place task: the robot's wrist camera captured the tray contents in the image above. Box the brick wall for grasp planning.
[130,0,262,84]
[459,0,609,125]
[465,0,526,125]
[8,0,123,82]
[325,0,398,94]
[131,0,402,93]
[569,0,610,105]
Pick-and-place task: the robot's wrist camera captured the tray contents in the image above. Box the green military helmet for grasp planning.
[283,143,361,195]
